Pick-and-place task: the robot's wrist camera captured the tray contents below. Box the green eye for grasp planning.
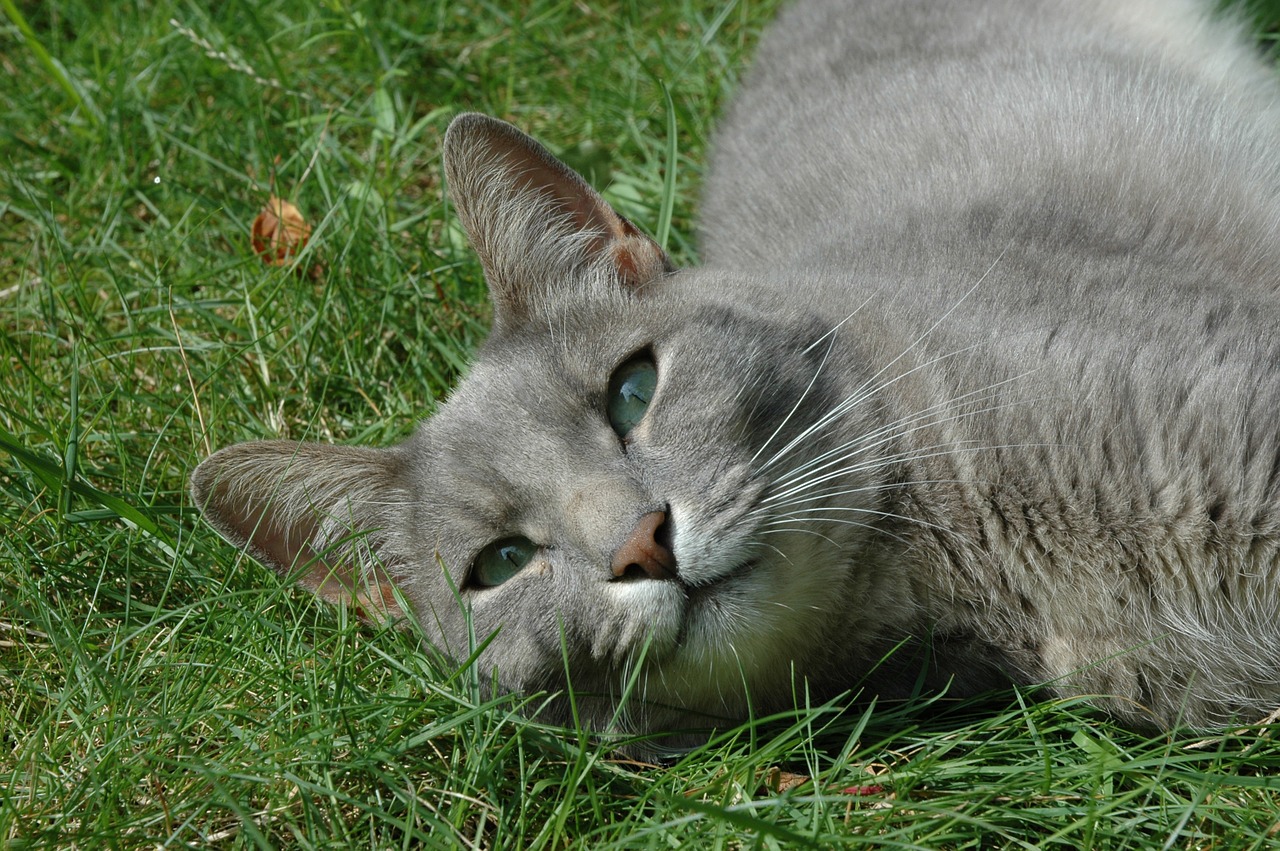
[471,537,538,588]
[606,355,657,438]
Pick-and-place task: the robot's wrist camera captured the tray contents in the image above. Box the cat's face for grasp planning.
[398,280,868,726]
[192,115,897,737]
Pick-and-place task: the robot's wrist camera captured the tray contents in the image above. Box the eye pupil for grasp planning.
[472,536,537,588]
[607,355,657,438]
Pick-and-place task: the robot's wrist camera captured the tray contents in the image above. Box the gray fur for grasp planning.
[193,0,1280,740]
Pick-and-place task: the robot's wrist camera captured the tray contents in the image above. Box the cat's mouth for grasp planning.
[660,557,756,655]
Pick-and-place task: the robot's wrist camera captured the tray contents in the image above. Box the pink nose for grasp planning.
[611,511,676,581]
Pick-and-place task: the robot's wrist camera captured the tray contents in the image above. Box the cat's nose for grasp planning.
[611,510,676,581]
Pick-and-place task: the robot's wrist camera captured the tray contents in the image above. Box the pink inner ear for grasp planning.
[451,114,670,291]
[351,581,403,622]
[493,133,631,253]
[285,532,408,625]
[301,536,407,624]
[206,483,406,624]
[612,231,670,289]
[204,490,317,575]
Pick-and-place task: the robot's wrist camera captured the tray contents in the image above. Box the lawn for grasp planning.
[4,0,1280,847]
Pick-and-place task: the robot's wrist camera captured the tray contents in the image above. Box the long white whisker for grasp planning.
[762,479,969,511]
[762,440,1062,510]
[775,369,1041,475]
[759,247,1012,475]
[749,332,839,467]
[756,525,847,547]
[769,379,1043,491]
[757,340,987,474]
[800,291,882,355]
[758,516,913,545]
[764,506,952,534]
[764,395,1052,506]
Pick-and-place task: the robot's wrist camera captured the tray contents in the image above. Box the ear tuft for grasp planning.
[612,216,671,292]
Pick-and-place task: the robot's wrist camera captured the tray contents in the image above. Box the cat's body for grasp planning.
[194,0,1280,741]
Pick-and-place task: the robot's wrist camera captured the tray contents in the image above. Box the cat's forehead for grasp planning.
[485,297,664,375]
[404,318,639,519]
[406,282,772,500]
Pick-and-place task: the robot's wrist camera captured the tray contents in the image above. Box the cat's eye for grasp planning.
[471,536,538,588]
[606,354,657,439]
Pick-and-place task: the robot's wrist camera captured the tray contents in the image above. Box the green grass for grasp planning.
[4,0,1280,847]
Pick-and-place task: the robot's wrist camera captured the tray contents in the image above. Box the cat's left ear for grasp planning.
[191,441,411,624]
[443,113,671,329]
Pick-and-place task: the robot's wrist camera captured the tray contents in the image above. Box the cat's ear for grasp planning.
[191,441,410,623]
[443,112,671,328]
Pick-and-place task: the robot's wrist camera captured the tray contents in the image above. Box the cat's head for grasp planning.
[192,114,900,740]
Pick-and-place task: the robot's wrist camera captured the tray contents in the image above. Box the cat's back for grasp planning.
[699,0,1280,292]
[688,0,1280,728]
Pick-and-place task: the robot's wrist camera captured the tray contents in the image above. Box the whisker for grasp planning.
[758,517,912,546]
[764,362,1040,485]
[764,506,952,534]
[765,439,1062,508]
[758,247,1012,475]
[771,371,1042,486]
[749,332,839,468]
[756,340,987,474]
[800,291,883,355]
[757,525,847,547]
[765,392,1057,505]
[763,478,971,511]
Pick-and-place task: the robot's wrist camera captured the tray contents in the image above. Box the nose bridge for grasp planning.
[565,473,641,553]
[564,474,677,581]
[569,470,668,569]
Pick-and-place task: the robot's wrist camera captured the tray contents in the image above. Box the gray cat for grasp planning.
[193,0,1280,742]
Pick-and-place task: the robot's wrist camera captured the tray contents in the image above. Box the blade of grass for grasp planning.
[0,0,103,127]
[655,82,678,252]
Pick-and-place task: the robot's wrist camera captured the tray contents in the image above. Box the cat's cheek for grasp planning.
[687,533,853,654]
[669,502,759,585]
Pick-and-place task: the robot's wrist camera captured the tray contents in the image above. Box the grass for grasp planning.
[3,0,1280,847]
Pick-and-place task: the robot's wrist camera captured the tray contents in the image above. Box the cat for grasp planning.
[193,0,1280,744]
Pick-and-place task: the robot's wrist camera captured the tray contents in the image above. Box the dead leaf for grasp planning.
[252,196,311,266]
[761,767,810,794]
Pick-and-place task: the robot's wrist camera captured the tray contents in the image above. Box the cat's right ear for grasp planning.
[443,113,671,329]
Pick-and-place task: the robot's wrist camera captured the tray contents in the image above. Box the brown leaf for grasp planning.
[761,767,810,794]
[251,196,311,266]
